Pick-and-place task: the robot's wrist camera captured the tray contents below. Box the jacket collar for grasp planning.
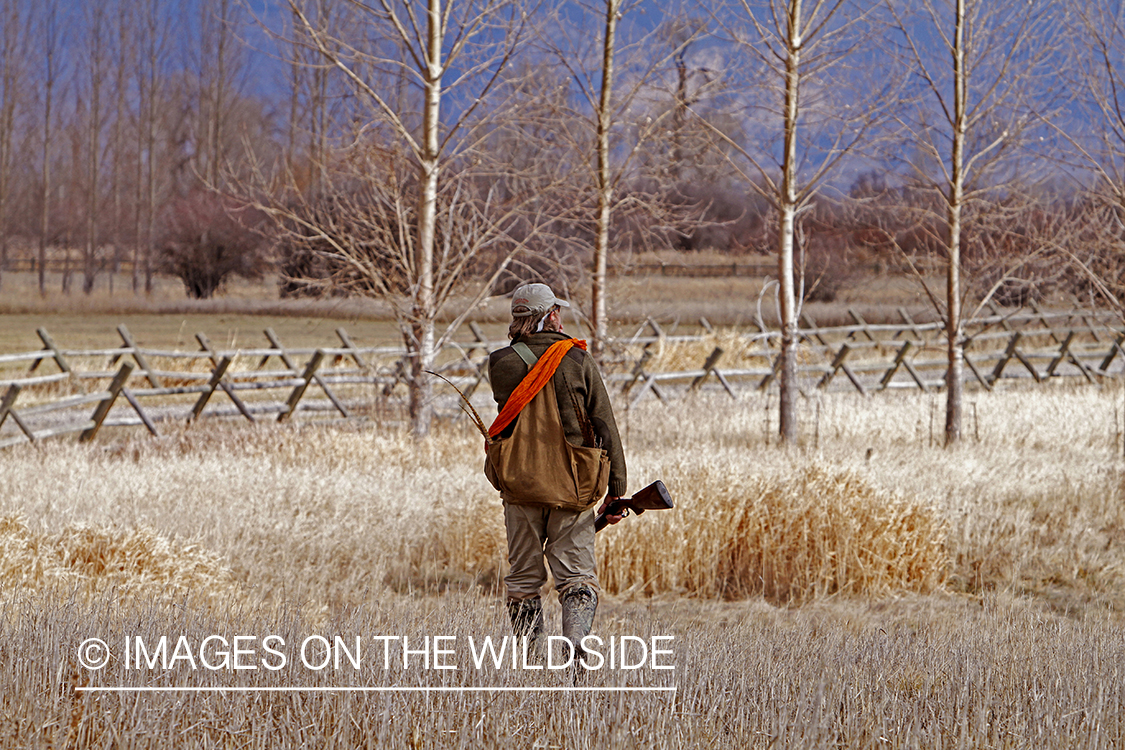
[514,331,571,346]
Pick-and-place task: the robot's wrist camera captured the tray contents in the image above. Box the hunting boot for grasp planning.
[560,584,598,673]
[507,598,544,661]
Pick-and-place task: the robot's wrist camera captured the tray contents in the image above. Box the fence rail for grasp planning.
[608,304,1124,406]
[1,306,1122,449]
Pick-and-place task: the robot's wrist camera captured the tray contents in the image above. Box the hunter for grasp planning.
[486,282,627,666]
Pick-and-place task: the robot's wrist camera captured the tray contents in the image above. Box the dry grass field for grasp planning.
[3,372,1125,747]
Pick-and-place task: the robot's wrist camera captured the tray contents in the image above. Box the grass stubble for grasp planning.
[2,382,1125,747]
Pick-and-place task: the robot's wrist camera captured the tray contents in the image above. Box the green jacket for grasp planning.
[488,332,628,498]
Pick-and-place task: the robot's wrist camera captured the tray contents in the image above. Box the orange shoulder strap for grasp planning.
[489,339,586,439]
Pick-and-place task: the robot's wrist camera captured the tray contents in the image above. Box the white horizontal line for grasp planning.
[76,686,676,693]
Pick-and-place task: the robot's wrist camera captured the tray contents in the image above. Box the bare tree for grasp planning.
[0,0,31,289]
[887,0,1060,444]
[79,1,108,294]
[108,0,131,292]
[710,0,892,444]
[591,0,619,358]
[141,0,170,293]
[1042,0,1125,316]
[36,0,62,296]
[535,2,710,357]
[195,0,244,188]
[264,0,540,437]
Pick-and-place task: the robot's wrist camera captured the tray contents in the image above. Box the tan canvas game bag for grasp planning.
[484,342,610,511]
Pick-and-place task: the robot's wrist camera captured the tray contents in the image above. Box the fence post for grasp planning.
[1013,346,1043,383]
[279,350,325,422]
[196,334,256,423]
[29,328,73,376]
[814,344,867,394]
[628,374,667,408]
[118,325,161,388]
[0,384,22,431]
[1045,331,1076,377]
[689,347,724,391]
[465,322,490,359]
[264,328,297,370]
[121,388,159,436]
[80,363,134,442]
[267,330,348,418]
[801,312,830,349]
[758,353,782,391]
[1,384,36,442]
[895,307,925,341]
[987,302,1013,331]
[1081,313,1104,343]
[1069,350,1097,383]
[990,332,1023,384]
[817,344,851,390]
[879,341,913,389]
[1098,333,1125,374]
[335,327,368,368]
[1029,301,1062,345]
[847,308,878,347]
[461,360,490,400]
[963,350,993,391]
[621,349,655,396]
[190,356,233,422]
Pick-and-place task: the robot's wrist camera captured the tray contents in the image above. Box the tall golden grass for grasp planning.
[596,463,946,602]
[0,515,235,603]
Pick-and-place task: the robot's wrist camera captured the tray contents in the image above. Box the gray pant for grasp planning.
[503,502,599,601]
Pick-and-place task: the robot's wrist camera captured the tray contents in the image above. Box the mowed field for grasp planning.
[0,264,934,352]
[2,272,1125,748]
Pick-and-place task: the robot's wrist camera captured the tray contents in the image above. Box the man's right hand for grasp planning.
[597,497,625,525]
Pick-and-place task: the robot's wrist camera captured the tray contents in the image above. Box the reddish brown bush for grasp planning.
[157,192,271,299]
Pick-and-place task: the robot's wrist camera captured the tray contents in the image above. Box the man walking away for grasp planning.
[486,283,626,667]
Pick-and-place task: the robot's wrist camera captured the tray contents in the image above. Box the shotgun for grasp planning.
[594,480,674,532]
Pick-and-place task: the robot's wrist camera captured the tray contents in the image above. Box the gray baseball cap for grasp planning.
[510,283,570,318]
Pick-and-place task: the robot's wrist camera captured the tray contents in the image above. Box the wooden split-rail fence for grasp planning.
[0,324,429,450]
[609,303,1125,407]
[0,305,1122,449]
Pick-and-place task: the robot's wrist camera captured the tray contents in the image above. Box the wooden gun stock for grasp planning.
[594,480,674,532]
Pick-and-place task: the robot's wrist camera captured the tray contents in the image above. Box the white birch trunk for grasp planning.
[778,0,803,445]
[591,0,619,359]
[409,0,443,438]
[945,0,966,444]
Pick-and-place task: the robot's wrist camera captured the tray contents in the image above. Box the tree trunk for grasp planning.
[210,0,228,187]
[591,0,618,360]
[945,0,966,445]
[132,25,144,295]
[110,2,127,296]
[409,0,443,439]
[777,0,803,445]
[145,17,157,294]
[0,0,19,292]
[83,7,103,296]
[39,7,54,297]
